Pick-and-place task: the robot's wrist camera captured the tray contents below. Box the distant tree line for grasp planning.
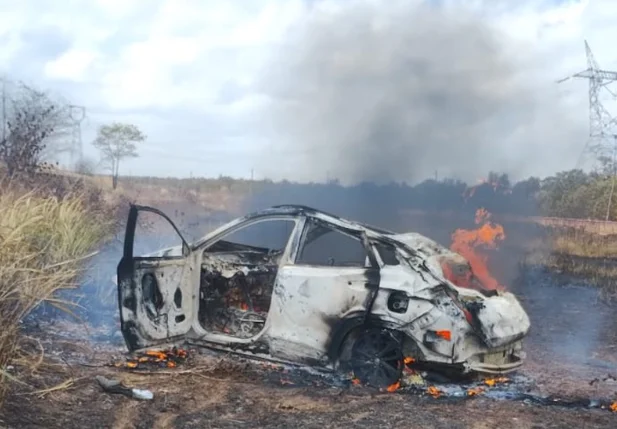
[124,169,617,222]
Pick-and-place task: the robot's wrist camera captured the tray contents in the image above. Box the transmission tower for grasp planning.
[558,40,617,169]
[68,104,86,168]
[1,77,6,143]
[558,40,617,219]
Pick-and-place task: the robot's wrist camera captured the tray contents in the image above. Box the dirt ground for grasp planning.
[1,341,616,429]
[3,266,617,428]
[2,300,617,429]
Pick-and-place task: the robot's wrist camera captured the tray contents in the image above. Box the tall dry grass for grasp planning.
[519,225,617,301]
[0,184,112,403]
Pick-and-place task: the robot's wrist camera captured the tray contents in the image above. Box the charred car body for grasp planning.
[117,204,530,387]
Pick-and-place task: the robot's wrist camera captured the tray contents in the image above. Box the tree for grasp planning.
[0,84,60,177]
[537,169,591,217]
[92,123,146,189]
[1,79,75,168]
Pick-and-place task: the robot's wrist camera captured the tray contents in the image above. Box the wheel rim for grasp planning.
[350,328,403,387]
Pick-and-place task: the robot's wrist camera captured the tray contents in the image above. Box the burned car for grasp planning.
[117,204,530,387]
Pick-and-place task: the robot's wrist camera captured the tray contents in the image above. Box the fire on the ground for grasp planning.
[113,347,188,369]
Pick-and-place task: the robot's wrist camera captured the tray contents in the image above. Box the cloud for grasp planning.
[0,0,615,181]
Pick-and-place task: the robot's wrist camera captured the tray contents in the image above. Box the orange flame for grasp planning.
[610,402,617,412]
[427,386,441,398]
[446,208,506,291]
[467,387,485,396]
[113,347,188,370]
[484,376,510,387]
[386,381,401,392]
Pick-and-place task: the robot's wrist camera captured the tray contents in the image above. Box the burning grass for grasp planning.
[0,182,113,404]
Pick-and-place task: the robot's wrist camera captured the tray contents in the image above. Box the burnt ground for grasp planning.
[2,269,617,428]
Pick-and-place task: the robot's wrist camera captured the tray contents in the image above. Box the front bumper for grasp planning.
[464,341,526,374]
[467,356,524,374]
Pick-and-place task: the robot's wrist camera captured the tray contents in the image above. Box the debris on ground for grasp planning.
[589,374,617,386]
[95,375,153,400]
[111,347,188,370]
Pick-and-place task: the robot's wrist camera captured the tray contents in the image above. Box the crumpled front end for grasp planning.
[467,291,530,348]
[382,250,530,375]
[377,282,527,375]
[424,247,530,373]
[452,288,530,374]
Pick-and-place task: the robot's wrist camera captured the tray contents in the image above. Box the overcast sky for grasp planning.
[0,0,615,184]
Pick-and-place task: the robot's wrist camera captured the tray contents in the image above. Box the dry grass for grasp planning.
[534,216,617,236]
[520,225,617,300]
[548,227,617,258]
[89,174,247,214]
[0,183,112,404]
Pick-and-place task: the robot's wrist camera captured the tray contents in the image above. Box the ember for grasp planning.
[467,387,485,396]
[386,381,401,392]
[484,376,510,387]
[427,386,441,398]
[114,347,188,370]
[445,208,506,291]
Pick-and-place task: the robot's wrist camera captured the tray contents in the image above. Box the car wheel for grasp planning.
[349,327,404,388]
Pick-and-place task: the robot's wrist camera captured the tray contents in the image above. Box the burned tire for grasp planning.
[349,327,404,388]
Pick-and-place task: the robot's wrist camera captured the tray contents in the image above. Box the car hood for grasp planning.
[388,232,466,280]
[389,232,457,259]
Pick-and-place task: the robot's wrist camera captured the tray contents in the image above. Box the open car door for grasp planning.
[117,204,196,352]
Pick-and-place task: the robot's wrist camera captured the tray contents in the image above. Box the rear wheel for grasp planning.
[349,327,404,388]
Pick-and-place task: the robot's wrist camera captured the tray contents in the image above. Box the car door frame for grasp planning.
[188,214,305,345]
[264,215,382,365]
[117,204,197,352]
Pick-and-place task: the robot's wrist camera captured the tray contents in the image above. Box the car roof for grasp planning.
[191,204,398,249]
[246,204,397,236]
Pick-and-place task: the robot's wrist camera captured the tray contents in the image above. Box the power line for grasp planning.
[558,40,617,219]
[558,40,617,170]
